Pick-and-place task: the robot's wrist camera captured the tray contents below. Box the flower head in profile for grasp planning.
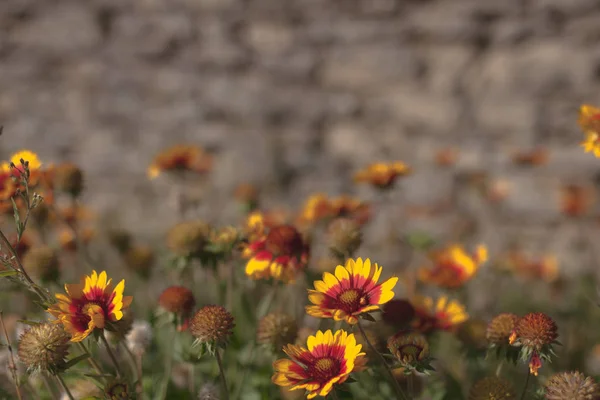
[244,225,309,283]
[147,144,212,179]
[418,244,487,289]
[410,296,468,334]
[354,161,411,189]
[579,104,600,158]
[272,330,366,399]
[47,270,133,342]
[306,257,398,324]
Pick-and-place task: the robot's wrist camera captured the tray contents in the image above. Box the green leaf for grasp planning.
[0,271,18,278]
[10,198,23,240]
[63,353,90,370]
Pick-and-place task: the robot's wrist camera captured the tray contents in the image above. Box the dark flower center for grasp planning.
[311,357,341,382]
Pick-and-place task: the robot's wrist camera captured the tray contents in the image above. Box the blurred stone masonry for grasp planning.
[1,0,600,273]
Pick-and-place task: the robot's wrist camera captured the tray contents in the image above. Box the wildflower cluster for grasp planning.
[0,103,598,400]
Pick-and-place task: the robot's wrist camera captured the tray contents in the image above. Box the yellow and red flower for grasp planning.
[147,144,212,179]
[579,104,600,158]
[354,161,411,189]
[272,329,366,399]
[306,257,398,324]
[244,225,309,283]
[47,270,132,342]
[1,150,42,175]
[410,296,468,334]
[418,244,487,289]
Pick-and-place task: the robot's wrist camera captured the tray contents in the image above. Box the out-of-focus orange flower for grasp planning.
[329,196,371,225]
[58,205,96,227]
[512,148,549,166]
[502,250,559,283]
[410,296,468,334]
[59,228,95,252]
[434,148,459,167]
[579,105,600,158]
[560,184,594,218]
[0,169,16,203]
[298,194,332,225]
[147,144,212,179]
[418,244,487,289]
[243,225,309,283]
[297,193,371,227]
[354,161,411,189]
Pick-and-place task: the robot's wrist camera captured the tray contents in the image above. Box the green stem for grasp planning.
[55,374,74,400]
[519,372,531,400]
[100,331,122,378]
[215,348,230,400]
[233,342,256,400]
[495,360,504,377]
[156,326,174,400]
[77,341,105,377]
[357,321,409,400]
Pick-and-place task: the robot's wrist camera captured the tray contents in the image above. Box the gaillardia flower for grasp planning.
[47,270,132,342]
[418,244,487,288]
[147,144,213,179]
[306,257,398,324]
[2,150,42,175]
[579,104,600,158]
[411,296,468,334]
[509,312,559,376]
[545,371,600,400]
[387,331,429,366]
[354,161,411,189]
[272,330,366,399]
[244,225,309,283]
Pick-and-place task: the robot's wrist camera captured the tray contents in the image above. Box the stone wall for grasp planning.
[1,0,600,277]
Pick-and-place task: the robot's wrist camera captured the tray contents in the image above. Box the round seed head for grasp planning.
[190,305,235,345]
[486,313,519,345]
[468,377,516,400]
[166,220,210,256]
[326,218,362,259]
[198,383,220,400]
[256,313,298,352]
[513,312,558,350]
[545,371,600,400]
[158,286,195,316]
[18,323,70,373]
[126,320,153,355]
